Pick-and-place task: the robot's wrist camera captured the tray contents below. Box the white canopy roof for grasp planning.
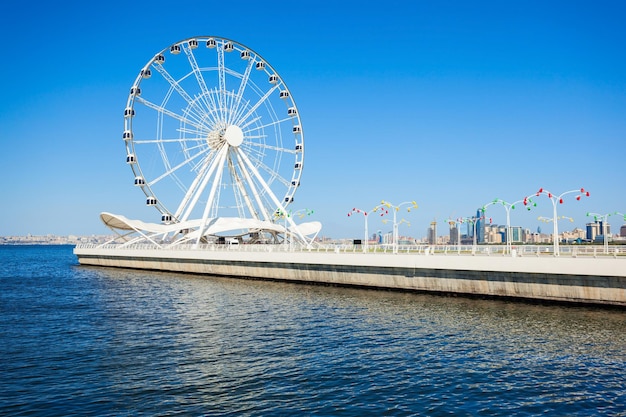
[99,212,322,239]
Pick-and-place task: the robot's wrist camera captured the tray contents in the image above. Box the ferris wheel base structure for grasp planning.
[95,212,322,247]
[74,244,626,308]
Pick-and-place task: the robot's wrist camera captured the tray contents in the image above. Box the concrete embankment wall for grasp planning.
[74,247,626,306]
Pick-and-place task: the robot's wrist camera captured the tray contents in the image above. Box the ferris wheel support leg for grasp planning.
[231,150,271,221]
[235,147,308,244]
[195,147,229,245]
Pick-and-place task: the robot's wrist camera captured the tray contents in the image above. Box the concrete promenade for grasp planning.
[74,244,626,307]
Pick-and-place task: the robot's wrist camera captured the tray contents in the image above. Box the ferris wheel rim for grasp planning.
[122,36,304,226]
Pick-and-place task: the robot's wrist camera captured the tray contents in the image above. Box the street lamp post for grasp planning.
[273,208,290,250]
[538,215,574,250]
[457,215,485,255]
[382,218,411,248]
[533,188,590,256]
[586,211,619,254]
[618,213,626,254]
[486,198,529,255]
[380,200,418,254]
[470,215,485,254]
[275,208,314,251]
[348,205,388,253]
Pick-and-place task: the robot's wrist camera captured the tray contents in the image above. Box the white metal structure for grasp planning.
[534,188,589,256]
[119,36,312,245]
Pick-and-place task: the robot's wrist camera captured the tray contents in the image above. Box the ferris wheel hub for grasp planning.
[224,124,244,147]
[206,130,222,150]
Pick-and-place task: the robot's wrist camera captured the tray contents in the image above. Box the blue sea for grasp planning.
[1,245,625,416]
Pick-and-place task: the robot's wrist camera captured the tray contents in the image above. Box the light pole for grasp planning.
[348,205,388,253]
[275,208,314,251]
[457,215,486,254]
[470,216,485,254]
[380,200,418,254]
[273,208,289,249]
[486,198,528,255]
[537,215,574,252]
[586,211,619,254]
[382,218,411,248]
[618,212,626,254]
[291,208,314,250]
[533,188,590,256]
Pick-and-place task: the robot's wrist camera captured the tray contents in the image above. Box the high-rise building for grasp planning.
[427,220,437,245]
[586,221,611,241]
[476,209,485,243]
[483,224,503,243]
[510,226,523,243]
[621,225,626,237]
[449,224,459,245]
[586,222,598,241]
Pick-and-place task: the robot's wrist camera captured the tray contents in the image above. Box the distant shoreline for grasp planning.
[0,242,77,246]
[0,235,114,246]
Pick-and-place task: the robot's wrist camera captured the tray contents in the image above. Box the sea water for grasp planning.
[0,245,624,416]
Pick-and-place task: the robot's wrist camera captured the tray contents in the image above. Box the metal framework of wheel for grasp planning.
[120,36,314,245]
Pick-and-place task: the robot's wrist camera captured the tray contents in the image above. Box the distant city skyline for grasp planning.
[1,1,624,238]
[3,217,626,246]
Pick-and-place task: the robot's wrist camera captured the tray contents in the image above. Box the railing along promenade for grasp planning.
[75,243,626,258]
[74,242,626,305]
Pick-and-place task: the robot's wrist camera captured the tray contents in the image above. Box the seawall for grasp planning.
[74,245,626,307]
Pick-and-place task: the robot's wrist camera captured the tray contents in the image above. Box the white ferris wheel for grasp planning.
[120,36,313,244]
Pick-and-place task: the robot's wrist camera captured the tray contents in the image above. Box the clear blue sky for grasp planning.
[1,0,624,238]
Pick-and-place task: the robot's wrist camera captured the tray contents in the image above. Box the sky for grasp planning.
[1,0,625,239]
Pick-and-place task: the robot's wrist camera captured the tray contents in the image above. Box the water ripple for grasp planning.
[0,246,624,416]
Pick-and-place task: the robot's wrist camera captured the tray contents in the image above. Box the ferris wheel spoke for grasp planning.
[230,98,251,129]
[226,151,256,218]
[245,116,294,133]
[148,146,211,187]
[246,153,291,188]
[227,158,244,218]
[135,96,209,133]
[197,146,228,225]
[151,63,210,124]
[245,141,297,155]
[234,147,285,213]
[134,137,202,145]
[198,89,223,131]
[182,102,216,132]
[180,145,228,221]
[228,59,254,126]
[216,42,227,125]
[233,84,280,128]
[239,139,266,161]
[173,150,214,219]
[238,115,262,131]
[240,148,306,242]
[182,42,213,112]
[235,147,307,242]
[230,149,271,221]
[178,126,208,137]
